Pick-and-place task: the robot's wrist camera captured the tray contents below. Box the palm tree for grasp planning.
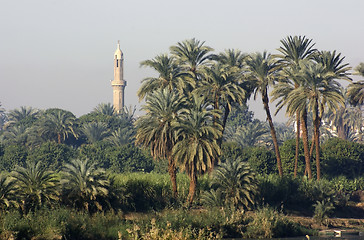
[285,61,345,180]
[347,81,364,107]
[245,51,283,177]
[82,122,110,144]
[107,127,135,146]
[12,161,59,214]
[5,106,39,129]
[354,62,364,76]
[138,54,190,100]
[216,49,246,69]
[170,38,213,92]
[210,158,257,209]
[347,63,364,108]
[195,62,246,145]
[273,35,317,178]
[135,89,186,198]
[38,109,78,144]
[0,173,18,210]
[172,94,222,206]
[326,101,362,141]
[93,103,115,116]
[0,124,29,145]
[170,38,213,74]
[7,106,39,123]
[61,158,109,212]
[227,121,269,148]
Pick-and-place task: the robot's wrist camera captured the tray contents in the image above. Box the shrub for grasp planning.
[0,144,27,171]
[112,173,182,211]
[313,199,335,226]
[256,174,300,208]
[242,147,277,175]
[26,141,75,170]
[78,143,154,173]
[321,138,364,178]
[244,207,307,239]
[279,139,306,176]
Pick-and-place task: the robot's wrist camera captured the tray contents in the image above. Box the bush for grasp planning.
[78,143,154,173]
[321,138,364,178]
[279,139,306,176]
[256,175,300,209]
[313,199,335,226]
[242,147,277,175]
[244,207,308,239]
[108,144,154,173]
[0,144,27,171]
[26,141,75,170]
[111,173,186,211]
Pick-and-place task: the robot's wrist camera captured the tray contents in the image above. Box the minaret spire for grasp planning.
[111,41,126,113]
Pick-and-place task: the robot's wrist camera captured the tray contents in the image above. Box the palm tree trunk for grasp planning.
[314,101,321,180]
[301,109,312,179]
[217,103,231,147]
[187,173,197,207]
[168,155,178,198]
[209,97,221,172]
[309,134,315,159]
[294,113,300,178]
[262,94,283,177]
[57,133,61,144]
[337,124,347,140]
[221,103,230,141]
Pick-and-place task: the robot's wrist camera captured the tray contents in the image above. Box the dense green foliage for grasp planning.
[321,138,364,178]
[0,36,364,239]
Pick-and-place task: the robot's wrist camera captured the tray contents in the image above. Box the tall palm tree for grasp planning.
[93,103,115,116]
[82,122,110,144]
[245,51,283,177]
[135,89,186,198]
[138,54,190,100]
[170,38,213,92]
[12,161,59,214]
[273,35,317,178]
[305,51,352,158]
[170,38,213,74]
[284,61,345,180]
[61,158,109,212]
[194,62,246,146]
[38,109,78,144]
[173,94,222,206]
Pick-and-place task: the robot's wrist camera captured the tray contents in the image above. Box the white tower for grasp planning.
[111,41,127,113]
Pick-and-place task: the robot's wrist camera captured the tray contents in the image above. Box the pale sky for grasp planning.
[1,0,363,122]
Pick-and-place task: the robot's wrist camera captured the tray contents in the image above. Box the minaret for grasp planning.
[111,41,127,113]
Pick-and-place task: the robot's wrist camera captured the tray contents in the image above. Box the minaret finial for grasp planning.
[117,40,120,48]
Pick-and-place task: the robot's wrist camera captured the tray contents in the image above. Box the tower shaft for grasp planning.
[111,41,126,113]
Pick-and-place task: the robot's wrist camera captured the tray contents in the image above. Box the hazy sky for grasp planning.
[1,0,363,122]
